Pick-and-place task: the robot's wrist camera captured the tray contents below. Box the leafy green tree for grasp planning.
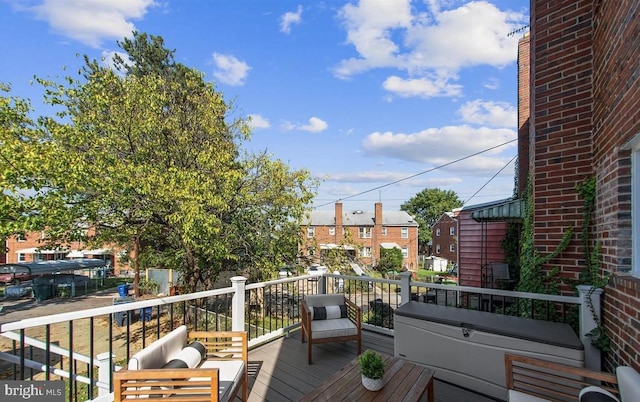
[401,188,462,248]
[0,33,316,292]
[376,247,403,273]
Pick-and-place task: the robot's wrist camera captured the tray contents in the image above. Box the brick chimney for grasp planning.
[335,202,343,240]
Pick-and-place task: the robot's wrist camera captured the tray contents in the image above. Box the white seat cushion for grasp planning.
[508,390,551,402]
[128,325,188,370]
[311,318,357,339]
[198,360,245,402]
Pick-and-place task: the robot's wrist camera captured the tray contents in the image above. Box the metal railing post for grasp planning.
[577,285,603,371]
[231,276,247,332]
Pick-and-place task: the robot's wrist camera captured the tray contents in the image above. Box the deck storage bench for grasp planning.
[394,302,584,401]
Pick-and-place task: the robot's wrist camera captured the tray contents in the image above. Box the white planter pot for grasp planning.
[361,374,384,391]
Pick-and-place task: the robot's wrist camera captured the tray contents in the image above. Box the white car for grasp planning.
[306,265,324,281]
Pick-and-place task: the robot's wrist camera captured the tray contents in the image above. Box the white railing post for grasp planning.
[399,272,412,306]
[96,352,114,396]
[317,266,328,294]
[577,285,603,371]
[231,276,247,332]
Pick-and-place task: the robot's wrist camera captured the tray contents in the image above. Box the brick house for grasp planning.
[526,0,640,371]
[431,213,457,264]
[301,202,419,271]
[3,231,124,272]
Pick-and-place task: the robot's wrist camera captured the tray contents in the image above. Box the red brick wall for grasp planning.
[432,214,457,264]
[517,33,530,198]
[531,0,594,284]
[531,0,640,370]
[590,0,640,370]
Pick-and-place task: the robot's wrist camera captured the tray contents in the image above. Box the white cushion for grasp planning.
[508,390,551,402]
[198,360,245,402]
[617,366,640,402]
[128,325,188,370]
[311,318,357,339]
[305,294,345,308]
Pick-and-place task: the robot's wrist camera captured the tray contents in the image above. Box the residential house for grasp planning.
[4,231,124,273]
[301,202,419,271]
[431,213,457,265]
[525,0,640,371]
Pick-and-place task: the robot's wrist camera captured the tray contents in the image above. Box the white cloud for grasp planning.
[458,100,517,128]
[100,50,132,72]
[28,0,156,48]
[483,77,500,90]
[382,75,462,99]
[321,171,461,188]
[284,117,328,133]
[211,53,251,86]
[334,0,527,98]
[280,5,303,34]
[362,125,516,175]
[247,114,271,129]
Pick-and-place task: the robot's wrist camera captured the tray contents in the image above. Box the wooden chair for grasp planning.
[301,294,361,364]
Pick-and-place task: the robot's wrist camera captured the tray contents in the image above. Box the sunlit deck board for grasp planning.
[244,329,498,402]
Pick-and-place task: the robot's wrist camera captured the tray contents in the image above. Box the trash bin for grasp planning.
[113,296,136,326]
[34,284,54,302]
[140,306,152,322]
[117,284,130,297]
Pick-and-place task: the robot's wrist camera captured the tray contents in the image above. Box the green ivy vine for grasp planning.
[575,177,611,352]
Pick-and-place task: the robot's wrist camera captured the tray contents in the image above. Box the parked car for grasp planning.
[306,265,324,281]
[0,270,32,285]
[278,266,296,279]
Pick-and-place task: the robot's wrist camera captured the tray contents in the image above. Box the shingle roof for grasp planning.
[305,209,418,226]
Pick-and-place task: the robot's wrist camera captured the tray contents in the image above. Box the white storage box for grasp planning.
[394,302,584,401]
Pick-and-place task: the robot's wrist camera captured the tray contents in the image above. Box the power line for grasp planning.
[462,154,517,206]
[314,138,517,209]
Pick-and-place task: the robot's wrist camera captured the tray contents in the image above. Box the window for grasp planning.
[360,247,371,257]
[16,234,26,242]
[436,228,441,237]
[18,253,25,262]
[401,246,408,258]
[381,227,387,236]
[401,227,408,238]
[307,247,315,256]
[435,244,441,254]
[307,227,315,238]
[359,227,372,238]
[449,227,455,236]
[34,253,43,262]
[449,244,455,252]
[329,226,335,235]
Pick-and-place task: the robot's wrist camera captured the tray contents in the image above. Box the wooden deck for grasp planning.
[244,329,499,402]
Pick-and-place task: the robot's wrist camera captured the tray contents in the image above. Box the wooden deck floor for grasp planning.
[244,329,499,402]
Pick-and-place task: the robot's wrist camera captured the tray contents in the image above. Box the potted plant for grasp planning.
[357,350,386,391]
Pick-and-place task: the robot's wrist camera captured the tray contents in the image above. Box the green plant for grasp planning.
[139,278,159,294]
[575,177,611,351]
[357,350,385,379]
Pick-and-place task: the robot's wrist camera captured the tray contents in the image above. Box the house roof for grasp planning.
[305,209,418,226]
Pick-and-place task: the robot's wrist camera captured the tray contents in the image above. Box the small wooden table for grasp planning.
[300,352,434,401]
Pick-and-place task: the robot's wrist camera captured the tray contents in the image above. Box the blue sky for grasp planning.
[1,0,529,212]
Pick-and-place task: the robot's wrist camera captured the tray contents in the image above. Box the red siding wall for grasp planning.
[456,210,506,287]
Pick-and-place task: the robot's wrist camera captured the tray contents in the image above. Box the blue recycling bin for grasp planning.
[117,284,130,297]
[113,296,135,326]
[140,307,152,322]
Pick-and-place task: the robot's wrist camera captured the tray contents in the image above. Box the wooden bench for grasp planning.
[114,326,248,401]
